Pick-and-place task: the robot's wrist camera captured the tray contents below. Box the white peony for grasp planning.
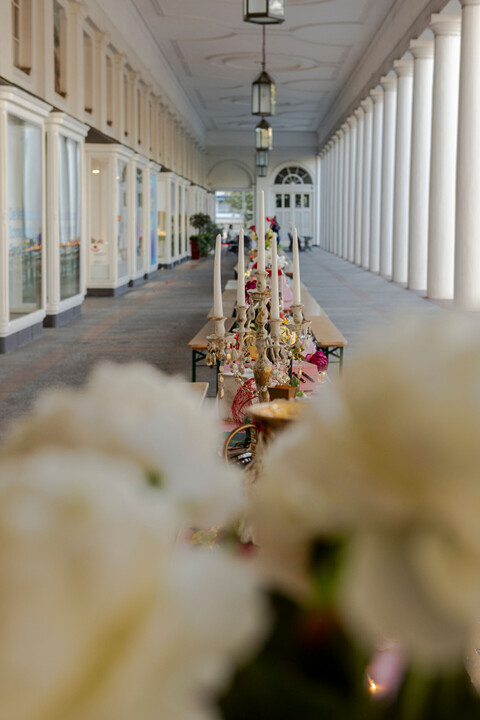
[265,249,288,270]
[2,362,242,528]
[252,312,480,670]
[0,450,267,720]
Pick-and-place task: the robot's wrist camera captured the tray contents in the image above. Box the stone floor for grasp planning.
[0,247,441,436]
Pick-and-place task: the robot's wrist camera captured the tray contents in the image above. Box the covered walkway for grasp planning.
[0,249,440,435]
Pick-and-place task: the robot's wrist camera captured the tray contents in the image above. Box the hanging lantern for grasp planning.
[244,0,285,24]
[256,117,273,150]
[256,149,269,167]
[252,70,276,116]
[257,166,268,177]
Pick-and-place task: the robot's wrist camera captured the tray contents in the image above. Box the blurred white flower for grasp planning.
[264,249,288,270]
[2,362,242,528]
[0,450,267,720]
[251,313,480,670]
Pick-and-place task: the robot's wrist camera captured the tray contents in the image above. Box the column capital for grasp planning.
[66,0,87,20]
[409,38,434,59]
[380,74,397,92]
[354,107,364,120]
[347,115,357,128]
[361,96,374,112]
[337,127,345,138]
[460,0,480,5]
[370,86,384,103]
[430,13,461,35]
[341,121,349,132]
[94,30,110,48]
[393,58,414,77]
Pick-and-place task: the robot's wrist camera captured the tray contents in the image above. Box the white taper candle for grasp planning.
[292,227,301,305]
[213,234,223,318]
[237,228,245,306]
[257,190,265,273]
[270,232,280,320]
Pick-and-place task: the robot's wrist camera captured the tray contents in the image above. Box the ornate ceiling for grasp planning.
[130,0,398,134]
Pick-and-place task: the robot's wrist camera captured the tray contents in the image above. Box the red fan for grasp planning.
[231,378,258,425]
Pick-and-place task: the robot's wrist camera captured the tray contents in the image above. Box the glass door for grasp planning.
[274,190,313,246]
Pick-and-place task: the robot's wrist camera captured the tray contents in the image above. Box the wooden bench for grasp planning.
[309,315,348,372]
[207,289,237,319]
[188,317,236,383]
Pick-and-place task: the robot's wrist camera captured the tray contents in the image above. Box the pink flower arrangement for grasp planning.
[305,350,328,371]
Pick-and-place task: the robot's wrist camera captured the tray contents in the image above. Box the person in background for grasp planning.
[271,216,281,245]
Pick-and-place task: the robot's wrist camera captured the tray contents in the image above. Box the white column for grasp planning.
[361,97,373,269]
[455,0,480,308]
[342,122,350,259]
[329,140,336,253]
[370,86,384,273]
[321,148,328,250]
[331,137,338,253]
[354,107,365,266]
[380,75,398,276]
[392,58,413,284]
[408,40,434,292]
[334,133,342,255]
[324,143,331,251]
[428,14,461,300]
[336,128,345,256]
[347,115,357,262]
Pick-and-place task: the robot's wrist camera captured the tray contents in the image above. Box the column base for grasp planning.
[86,283,130,297]
[0,321,43,354]
[44,304,82,328]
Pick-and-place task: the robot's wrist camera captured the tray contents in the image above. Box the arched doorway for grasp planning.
[272,166,314,242]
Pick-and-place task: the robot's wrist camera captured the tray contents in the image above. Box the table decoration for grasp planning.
[207,224,312,406]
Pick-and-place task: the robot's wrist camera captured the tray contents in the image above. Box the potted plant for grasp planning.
[190,213,222,259]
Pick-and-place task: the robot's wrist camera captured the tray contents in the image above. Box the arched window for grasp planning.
[274,166,313,185]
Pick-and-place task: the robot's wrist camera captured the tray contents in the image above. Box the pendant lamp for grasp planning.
[256,117,273,150]
[244,0,285,24]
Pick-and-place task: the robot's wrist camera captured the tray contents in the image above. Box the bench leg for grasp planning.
[339,347,344,374]
[192,350,196,382]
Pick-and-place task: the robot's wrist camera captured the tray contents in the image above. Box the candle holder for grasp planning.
[207,261,313,403]
[248,270,272,403]
[206,317,235,399]
[290,304,312,354]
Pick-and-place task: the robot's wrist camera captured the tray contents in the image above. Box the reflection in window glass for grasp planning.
[58,135,81,300]
[53,1,66,97]
[295,194,302,208]
[170,183,175,257]
[276,194,281,209]
[178,185,182,253]
[304,194,310,208]
[8,114,42,319]
[136,168,143,270]
[117,161,128,278]
[284,194,290,208]
[150,173,157,267]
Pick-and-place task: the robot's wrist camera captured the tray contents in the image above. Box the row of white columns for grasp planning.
[319,0,480,310]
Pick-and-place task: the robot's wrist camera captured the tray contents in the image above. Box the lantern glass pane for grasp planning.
[256,123,273,150]
[269,0,284,18]
[257,166,268,177]
[244,0,284,22]
[256,150,269,167]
